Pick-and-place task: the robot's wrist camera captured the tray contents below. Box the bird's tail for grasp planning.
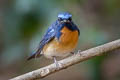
[27,49,42,60]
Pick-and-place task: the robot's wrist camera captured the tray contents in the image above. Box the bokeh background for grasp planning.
[0,0,120,80]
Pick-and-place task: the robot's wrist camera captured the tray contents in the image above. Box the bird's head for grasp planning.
[58,12,72,23]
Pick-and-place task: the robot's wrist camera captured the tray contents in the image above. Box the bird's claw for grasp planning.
[77,50,82,56]
[53,56,63,69]
[54,62,63,69]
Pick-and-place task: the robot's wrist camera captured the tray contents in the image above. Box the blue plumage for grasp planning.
[55,22,80,40]
[27,21,57,60]
[27,12,80,60]
[58,12,72,20]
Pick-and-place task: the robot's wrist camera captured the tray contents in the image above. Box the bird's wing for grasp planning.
[27,21,58,60]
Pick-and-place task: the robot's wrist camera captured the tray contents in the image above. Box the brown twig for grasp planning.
[10,39,120,80]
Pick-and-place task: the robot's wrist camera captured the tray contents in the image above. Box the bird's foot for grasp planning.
[54,61,63,69]
[53,56,63,69]
[77,50,83,56]
[70,52,76,55]
[71,50,82,55]
[78,50,81,53]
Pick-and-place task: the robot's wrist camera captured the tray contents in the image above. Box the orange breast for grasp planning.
[60,26,79,46]
[42,26,79,58]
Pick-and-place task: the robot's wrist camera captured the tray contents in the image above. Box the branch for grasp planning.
[10,39,120,80]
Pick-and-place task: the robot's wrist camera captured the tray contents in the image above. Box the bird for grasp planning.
[27,12,80,68]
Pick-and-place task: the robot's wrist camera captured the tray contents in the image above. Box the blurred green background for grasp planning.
[0,0,120,80]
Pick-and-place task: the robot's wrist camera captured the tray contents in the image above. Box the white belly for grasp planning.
[43,45,74,59]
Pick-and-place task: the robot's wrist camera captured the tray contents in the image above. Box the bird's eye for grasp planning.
[68,18,72,21]
[58,18,63,21]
